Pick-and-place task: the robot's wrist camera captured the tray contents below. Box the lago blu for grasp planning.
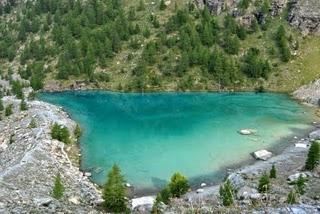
[39,91,314,193]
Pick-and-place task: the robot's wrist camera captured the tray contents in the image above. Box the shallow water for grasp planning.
[39,91,314,192]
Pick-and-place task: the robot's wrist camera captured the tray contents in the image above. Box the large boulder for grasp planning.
[237,186,260,200]
[293,79,320,106]
[253,150,273,161]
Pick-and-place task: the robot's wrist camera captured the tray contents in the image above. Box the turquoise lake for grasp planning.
[39,91,314,193]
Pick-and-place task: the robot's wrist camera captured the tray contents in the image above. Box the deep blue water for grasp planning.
[39,91,314,192]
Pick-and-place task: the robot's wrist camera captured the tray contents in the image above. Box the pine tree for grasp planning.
[305,141,320,170]
[296,174,306,195]
[137,0,145,11]
[219,179,234,206]
[0,98,4,111]
[5,104,13,116]
[258,172,270,193]
[168,172,189,198]
[269,164,276,178]
[103,164,128,212]
[52,173,64,199]
[20,99,28,111]
[159,0,166,10]
[287,189,298,204]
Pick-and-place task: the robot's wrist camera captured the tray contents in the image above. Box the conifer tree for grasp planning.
[287,189,298,204]
[103,164,128,212]
[52,173,64,199]
[219,179,234,206]
[269,164,277,179]
[20,99,28,111]
[168,173,189,198]
[305,141,320,170]
[258,172,270,193]
[0,98,4,111]
[160,0,166,11]
[296,174,306,195]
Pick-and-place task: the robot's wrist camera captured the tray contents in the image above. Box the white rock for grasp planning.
[126,183,131,187]
[309,130,320,140]
[84,172,92,177]
[288,172,308,182]
[253,150,272,161]
[131,196,155,209]
[165,1,171,6]
[33,197,52,207]
[196,188,204,193]
[239,129,252,135]
[295,143,308,148]
[200,183,207,187]
[68,196,80,205]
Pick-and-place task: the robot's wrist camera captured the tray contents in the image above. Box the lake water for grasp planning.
[39,91,314,193]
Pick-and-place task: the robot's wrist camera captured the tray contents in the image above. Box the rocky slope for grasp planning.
[294,79,320,106]
[288,0,320,35]
[0,96,102,213]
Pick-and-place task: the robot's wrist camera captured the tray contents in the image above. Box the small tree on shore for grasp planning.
[159,0,166,10]
[287,189,298,204]
[305,141,320,170]
[51,123,71,144]
[52,173,64,199]
[102,164,128,213]
[20,99,28,111]
[74,124,82,141]
[219,179,234,206]
[0,98,4,111]
[5,104,13,116]
[296,174,306,195]
[168,172,189,198]
[269,164,277,178]
[258,172,270,193]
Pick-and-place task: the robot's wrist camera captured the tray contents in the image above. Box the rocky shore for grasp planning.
[0,96,102,213]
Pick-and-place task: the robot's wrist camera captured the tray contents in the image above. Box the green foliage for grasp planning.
[159,0,166,11]
[52,173,64,199]
[295,174,306,195]
[276,25,291,62]
[51,123,71,144]
[305,141,320,170]
[137,0,145,11]
[219,179,234,206]
[74,124,82,141]
[20,99,28,111]
[258,172,270,193]
[11,80,24,99]
[287,189,298,204]
[242,48,271,79]
[269,164,277,178]
[260,0,271,14]
[102,164,128,213]
[5,104,13,116]
[0,98,3,111]
[168,172,190,198]
[238,0,251,10]
[28,118,37,129]
[157,187,172,205]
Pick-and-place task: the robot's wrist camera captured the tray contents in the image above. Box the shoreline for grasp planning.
[130,120,319,197]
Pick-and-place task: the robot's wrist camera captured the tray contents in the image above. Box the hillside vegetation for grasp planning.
[0,0,319,93]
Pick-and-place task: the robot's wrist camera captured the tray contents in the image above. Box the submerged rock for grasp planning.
[253,150,273,161]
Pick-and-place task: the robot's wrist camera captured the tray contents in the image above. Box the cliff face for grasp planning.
[288,0,320,35]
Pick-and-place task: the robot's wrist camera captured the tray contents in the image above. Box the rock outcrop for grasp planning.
[0,97,102,213]
[288,0,320,35]
[293,79,320,106]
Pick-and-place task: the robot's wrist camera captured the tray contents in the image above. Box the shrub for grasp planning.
[219,179,234,206]
[159,0,166,10]
[287,189,298,204]
[0,98,3,111]
[52,173,64,199]
[28,118,37,128]
[295,174,306,195]
[20,99,28,111]
[158,187,172,204]
[168,172,189,198]
[269,165,276,178]
[258,172,270,193]
[5,104,13,116]
[74,124,82,141]
[305,141,320,170]
[103,164,128,212]
[51,123,71,144]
